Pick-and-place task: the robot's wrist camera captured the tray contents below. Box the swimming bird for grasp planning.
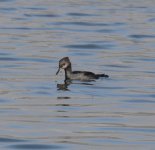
[56,57,109,81]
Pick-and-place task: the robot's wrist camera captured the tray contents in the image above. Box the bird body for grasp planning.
[56,57,109,81]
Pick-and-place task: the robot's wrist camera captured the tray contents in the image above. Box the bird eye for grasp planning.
[60,63,65,68]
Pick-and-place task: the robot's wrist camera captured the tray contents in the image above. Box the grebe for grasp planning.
[56,57,109,81]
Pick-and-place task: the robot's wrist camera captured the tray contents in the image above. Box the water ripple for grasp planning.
[0,7,16,12]
[9,144,62,149]
[96,29,115,33]
[0,27,53,31]
[67,12,95,16]
[0,57,54,63]
[129,34,155,39]
[124,99,155,104]
[23,7,46,10]
[55,21,125,27]
[24,13,59,18]
[149,17,155,22]
[0,137,26,143]
[105,64,132,68]
[0,0,14,2]
[65,43,113,49]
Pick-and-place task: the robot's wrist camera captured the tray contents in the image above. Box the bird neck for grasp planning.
[65,64,72,80]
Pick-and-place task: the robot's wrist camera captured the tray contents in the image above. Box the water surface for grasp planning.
[0,0,155,150]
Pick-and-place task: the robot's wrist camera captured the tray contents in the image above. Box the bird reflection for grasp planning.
[57,79,94,91]
[57,80,71,91]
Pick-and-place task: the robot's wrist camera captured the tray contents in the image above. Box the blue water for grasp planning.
[0,0,155,150]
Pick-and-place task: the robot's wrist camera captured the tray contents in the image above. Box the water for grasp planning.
[0,0,155,150]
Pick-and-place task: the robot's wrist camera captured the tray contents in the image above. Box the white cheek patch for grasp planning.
[62,64,68,69]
